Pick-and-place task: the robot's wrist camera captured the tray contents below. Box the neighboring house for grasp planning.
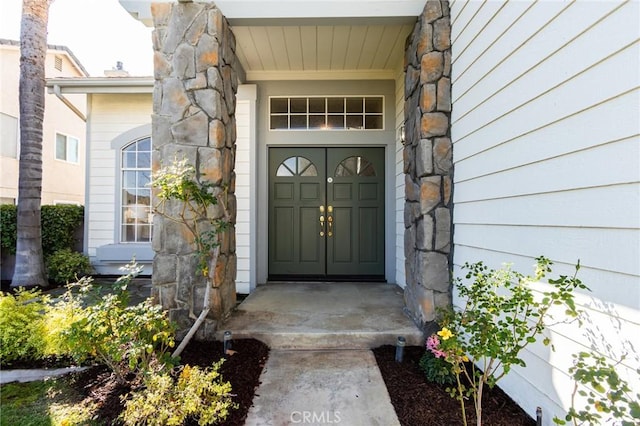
[45,73,153,276]
[52,1,639,424]
[0,39,88,206]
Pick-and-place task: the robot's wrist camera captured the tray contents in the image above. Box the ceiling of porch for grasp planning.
[233,21,416,81]
[120,0,423,81]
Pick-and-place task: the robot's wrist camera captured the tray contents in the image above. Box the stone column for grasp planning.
[403,0,452,328]
[150,1,238,340]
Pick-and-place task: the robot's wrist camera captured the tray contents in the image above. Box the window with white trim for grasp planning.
[270,96,384,130]
[120,137,152,243]
[55,133,79,163]
[1,113,19,158]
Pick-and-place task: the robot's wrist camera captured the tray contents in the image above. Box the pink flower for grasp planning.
[426,334,447,358]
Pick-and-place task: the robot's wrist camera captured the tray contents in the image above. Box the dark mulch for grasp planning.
[372,345,536,426]
[63,338,269,425]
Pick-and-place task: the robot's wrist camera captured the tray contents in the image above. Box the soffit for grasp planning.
[119,1,421,81]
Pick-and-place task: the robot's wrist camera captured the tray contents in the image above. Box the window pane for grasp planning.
[365,115,383,129]
[290,115,306,129]
[365,97,383,113]
[276,164,294,176]
[327,98,344,113]
[309,115,325,129]
[56,134,66,160]
[270,115,288,130]
[0,113,18,158]
[137,137,151,151]
[300,164,317,177]
[138,152,151,168]
[290,98,307,113]
[271,98,288,113]
[137,188,151,205]
[123,152,136,168]
[68,137,79,163]
[309,98,325,113]
[346,115,363,130]
[123,171,137,188]
[327,115,344,129]
[137,172,151,189]
[346,97,363,113]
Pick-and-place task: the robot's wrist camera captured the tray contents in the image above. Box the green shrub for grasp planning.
[420,334,456,385]
[0,289,48,364]
[64,261,176,383]
[0,204,17,255]
[47,249,92,284]
[121,361,236,426]
[0,204,83,257]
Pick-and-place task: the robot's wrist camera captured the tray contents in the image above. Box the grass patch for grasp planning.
[1,377,99,426]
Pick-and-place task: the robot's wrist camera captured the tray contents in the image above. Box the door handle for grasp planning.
[319,206,325,236]
[327,205,333,237]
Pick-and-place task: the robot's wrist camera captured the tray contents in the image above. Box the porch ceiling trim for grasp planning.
[120,1,425,26]
[246,69,398,81]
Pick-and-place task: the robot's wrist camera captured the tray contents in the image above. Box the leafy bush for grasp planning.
[434,257,587,426]
[420,334,456,385]
[0,289,48,363]
[554,352,640,426]
[0,204,83,257]
[64,261,176,383]
[46,249,92,284]
[121,361,236,426]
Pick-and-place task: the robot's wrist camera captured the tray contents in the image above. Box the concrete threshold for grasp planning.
[217,282,424,350]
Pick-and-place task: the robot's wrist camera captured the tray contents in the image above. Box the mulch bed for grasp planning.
[62,338,269,425]
[5,339,536,425]
[372,345,536,426]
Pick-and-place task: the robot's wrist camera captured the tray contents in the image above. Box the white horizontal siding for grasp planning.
[394,66,406,287]
[235,100,252,293]
[86,94,152,260]
[450,0,640,424]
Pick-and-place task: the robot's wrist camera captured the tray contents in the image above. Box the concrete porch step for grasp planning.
[215,282,425,350]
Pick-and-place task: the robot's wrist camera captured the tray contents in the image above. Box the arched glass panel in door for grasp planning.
[334,156,376,177]
[276,156,318,177]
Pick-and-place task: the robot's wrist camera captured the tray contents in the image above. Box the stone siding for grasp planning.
[150,1,239,340]
[403,0,452,327]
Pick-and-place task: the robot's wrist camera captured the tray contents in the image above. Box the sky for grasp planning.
[0,0,154,76]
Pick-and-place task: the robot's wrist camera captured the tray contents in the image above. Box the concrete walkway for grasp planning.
[219,282,423,426]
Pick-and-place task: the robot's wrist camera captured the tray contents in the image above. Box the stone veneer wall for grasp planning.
[403,0,452,328]
[150,1,238,339]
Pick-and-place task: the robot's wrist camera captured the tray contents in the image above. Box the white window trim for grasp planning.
[55,131,80,164]
[109,124,153,245]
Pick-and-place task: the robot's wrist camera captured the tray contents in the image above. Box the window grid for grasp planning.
[270,96,384,131]
[120,137,152,243]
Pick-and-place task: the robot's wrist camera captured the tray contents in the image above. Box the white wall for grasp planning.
[86,93,152,273]
[450,0,640,423]
[235,90,255,294]
[394,66,406,287]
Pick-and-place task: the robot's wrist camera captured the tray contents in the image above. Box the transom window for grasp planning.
[270,96,384,130]
[121,137,152,243]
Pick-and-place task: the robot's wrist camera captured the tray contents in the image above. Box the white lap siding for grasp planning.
[450,0,640,423]
[87,94,152,273]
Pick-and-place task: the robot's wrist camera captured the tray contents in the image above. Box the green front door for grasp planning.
[268,147,385,279]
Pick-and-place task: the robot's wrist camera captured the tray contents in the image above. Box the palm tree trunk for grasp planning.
[11,0,51,288]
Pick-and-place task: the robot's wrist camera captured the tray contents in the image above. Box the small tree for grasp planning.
[150,157,230,356]
[429,257,587,426]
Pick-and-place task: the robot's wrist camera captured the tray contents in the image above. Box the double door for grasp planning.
[268,147,385,279]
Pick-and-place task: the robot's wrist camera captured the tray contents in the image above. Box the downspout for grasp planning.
[50,84,87,122]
